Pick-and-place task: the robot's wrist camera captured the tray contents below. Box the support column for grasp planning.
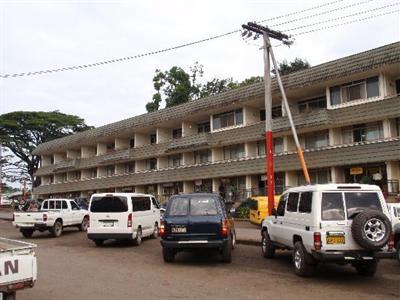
[212,147,223,162]
[386,161,400,194]
[183,181,194,193]
[135,186,145,194]
[212,178,221,193]
[285,171,297,189]
[331,167,345,183]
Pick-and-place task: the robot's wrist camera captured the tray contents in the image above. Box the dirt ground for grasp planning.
[1,219,399,300]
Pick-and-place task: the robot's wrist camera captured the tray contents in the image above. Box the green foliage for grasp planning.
[272,58,310,76]
[0,111,92,186]
[235,206,250,219]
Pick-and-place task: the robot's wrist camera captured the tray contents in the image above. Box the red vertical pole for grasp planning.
[263,33,275,215]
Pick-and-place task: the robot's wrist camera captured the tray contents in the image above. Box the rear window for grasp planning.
[344,192,382,218]
[90,196,128,213]
[321,193,345,220]
[168,198,189,216]
[190,197,218,216]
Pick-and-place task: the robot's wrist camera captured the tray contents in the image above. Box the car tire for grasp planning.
[162,247,175,263]
[94,239,104,247]
[50,220,63,238]
[3,291,16,300]
[354,259,378,276]
[133,227,142,246]
[396,241,400,265]
[221,237,232,263]
[151,223,159,239]
[293,241,315,277]
[79,216,89,232]
[262,230,275,259]
[351,210,391,251]
[231,230,236,250]
[21,228,34,238]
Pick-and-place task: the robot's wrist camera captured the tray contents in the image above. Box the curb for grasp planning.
[236,239,261,246]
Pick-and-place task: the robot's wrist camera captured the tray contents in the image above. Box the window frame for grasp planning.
[212,109,243,130]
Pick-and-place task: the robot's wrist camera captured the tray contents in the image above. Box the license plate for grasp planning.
[326,235,345,244]
[103,222,114,227]
[171,226,187,233]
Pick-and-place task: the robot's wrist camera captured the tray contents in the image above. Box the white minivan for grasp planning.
[87,193,160,246]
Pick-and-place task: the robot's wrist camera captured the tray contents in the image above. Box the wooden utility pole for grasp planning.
[242,22,311,215]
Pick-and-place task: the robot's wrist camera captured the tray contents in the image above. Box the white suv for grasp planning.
[87,193,160,246]
[261,184,395,277]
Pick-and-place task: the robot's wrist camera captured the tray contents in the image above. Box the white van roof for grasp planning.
[283,184,381,194]
[90,193,154,198]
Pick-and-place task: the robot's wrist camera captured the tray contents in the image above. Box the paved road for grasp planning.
[1,220,399,300]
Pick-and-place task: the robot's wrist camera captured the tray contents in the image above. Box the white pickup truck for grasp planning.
[13,199,89,238]
[0,238,37,300]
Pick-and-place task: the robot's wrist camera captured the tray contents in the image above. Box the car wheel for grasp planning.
[162,247,175,263]
[351,210,391,251]
[133,227,142,246]
[396,241,400,265]
[21,228,34,238]
[231,230,236,250]
[50,221,63,238]
[79,217,89,232]
[262,230,275,259]
[3,291,16,300]
[293,241,315,277]
[354,259,378,276]
[94,239,104,247]
[221,237,232,263]
[151,223,159,239]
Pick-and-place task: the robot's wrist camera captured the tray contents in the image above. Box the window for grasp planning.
[125,162,135,174]
[213,109,243,130]
[260,106,282,121]
[71,201,80,210]
[299,192,312,213]
[90,196,128,213]
[49,201,55,209]
[198,121,211,133]
[147,158,157,170]
[321,193,345,220]
[62,201,68,209]
[286,193,299,212]
[150,134,157,145]
[298,168,330,185]
[223,144,245,160]
[300,130,329,149]
[106,143,115,152]
[55,201,62,209]
[190,197,218,216]
[106,165,115,176]
[329,76,380,106]
[257,138,284,155]
[151,198,160,209]
[132,197,151,211]
[172,128,182,139]
[344,192,382,218]
[62,173,67,182]
[168,197,189,216]
[396,79,400,94]
[194,149,212,164]
[276,195,287,216]
[42,201,48,210]
[168,154,182,168]
[342,122,383,144]
[130,138,135,148]
[90,168,97,178]
[298,96,326,113]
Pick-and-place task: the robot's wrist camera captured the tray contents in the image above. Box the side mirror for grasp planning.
[229,208,236,215]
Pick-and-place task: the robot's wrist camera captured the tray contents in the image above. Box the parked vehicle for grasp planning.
[160,193,236,263]
[261,184,395,277]
[13,199,89,238]
[249,196,280,225]
[0,237,37,300]
[387,203,400,263]
[87,193,160,246]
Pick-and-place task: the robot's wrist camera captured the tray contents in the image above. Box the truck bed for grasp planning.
[0,238,35,252]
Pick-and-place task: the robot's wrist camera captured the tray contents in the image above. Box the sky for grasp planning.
[0,0,399,128]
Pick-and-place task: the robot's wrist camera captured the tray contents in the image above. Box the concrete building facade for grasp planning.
[33,42,400,202]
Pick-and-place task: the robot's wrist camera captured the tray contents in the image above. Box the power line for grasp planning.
[284,2,400,32]
[293,9,400,36]
[0,0,394,79]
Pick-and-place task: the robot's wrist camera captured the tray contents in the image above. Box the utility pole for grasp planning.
[0,145,2,205]
[242,22,311,215]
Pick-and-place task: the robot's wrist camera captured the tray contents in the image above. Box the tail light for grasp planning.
[160,220,165,237]
[221,219,229,237]
[43,214,48,222]
[127,213,132,228]
[314,232,322,250]
[388,233,394,252]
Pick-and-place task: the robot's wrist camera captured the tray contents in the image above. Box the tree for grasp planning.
[272,58,310,76]
[0,111,92,187]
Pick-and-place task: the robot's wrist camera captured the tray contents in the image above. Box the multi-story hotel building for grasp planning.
[33,42,400,202]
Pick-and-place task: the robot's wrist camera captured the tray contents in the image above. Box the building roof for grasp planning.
[33,42,400,155]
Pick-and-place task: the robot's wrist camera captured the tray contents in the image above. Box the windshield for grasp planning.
[344,192,382,218]
[90,196,128,213]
